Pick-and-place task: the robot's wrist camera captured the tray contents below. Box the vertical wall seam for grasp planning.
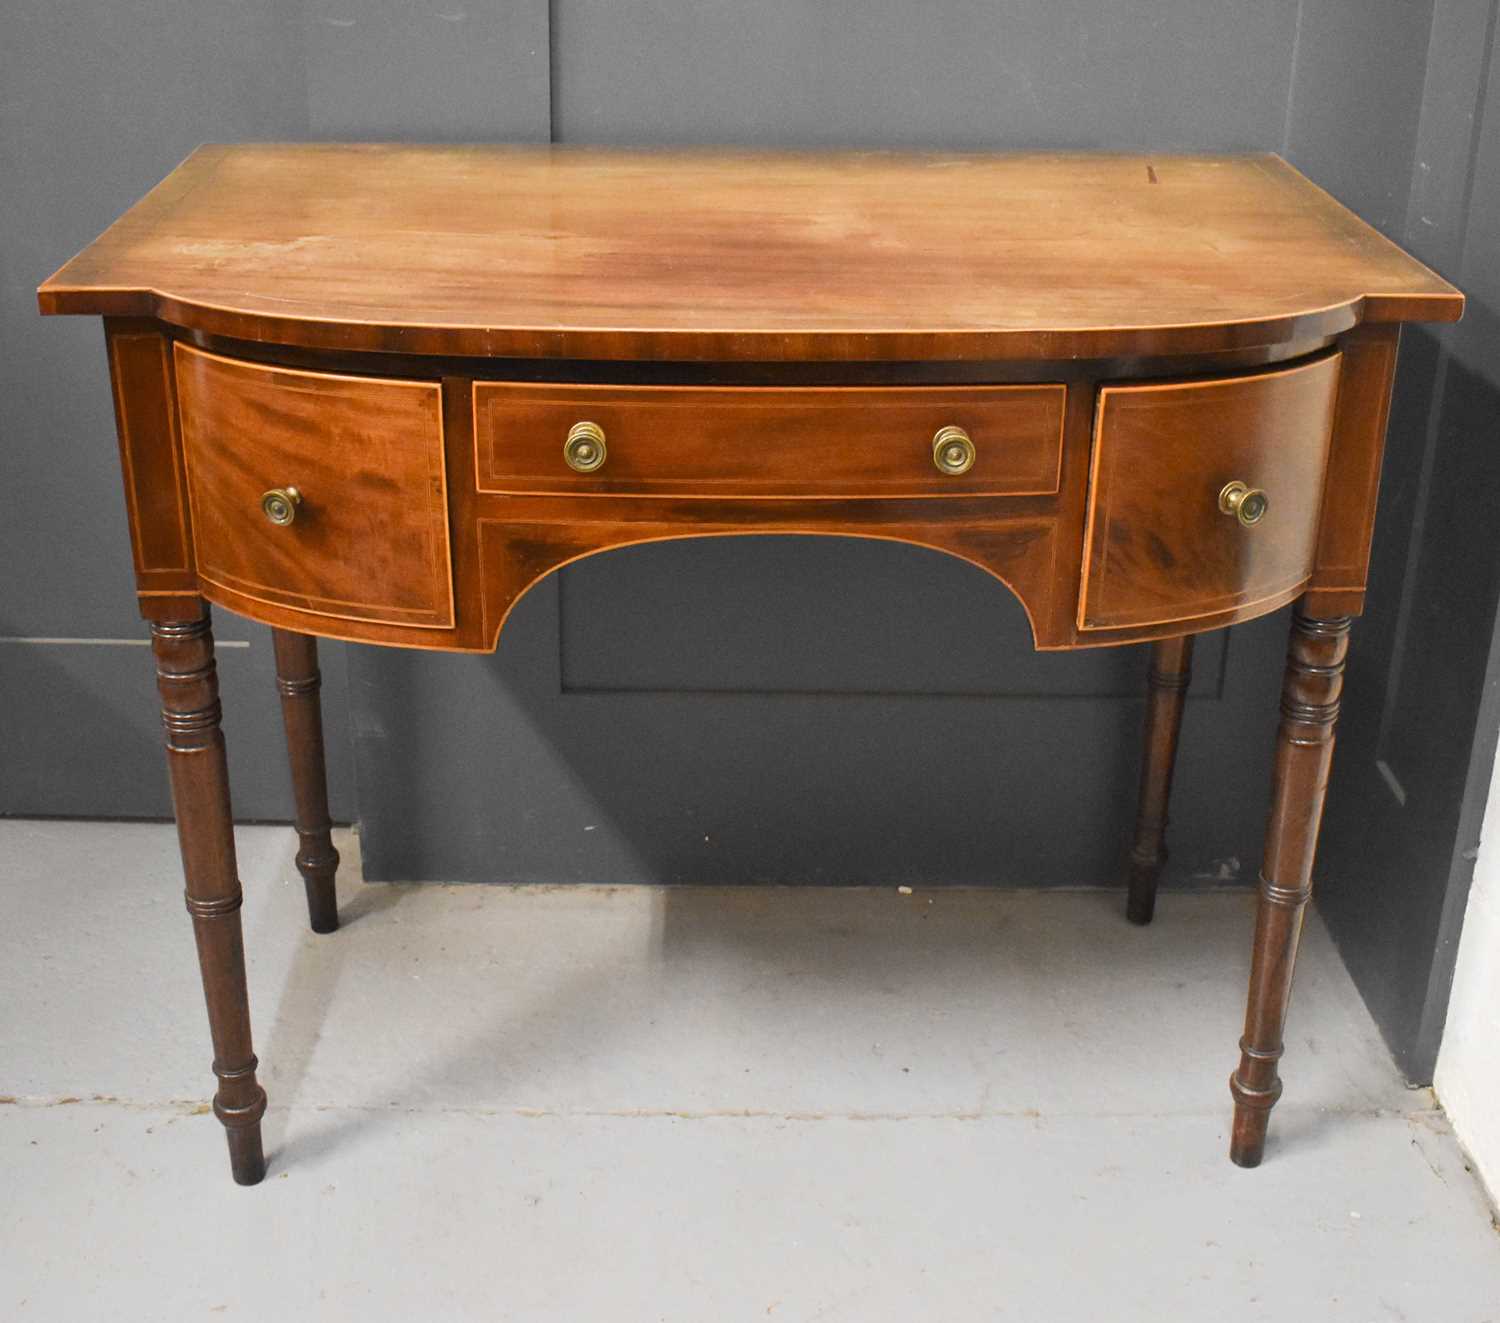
[1279,0,1306,156]
[1455,0,1500,261]
[548,0,560,143]
[334,640,361,832]
[1378,0,1500,758]
[1411,0,1500,1075]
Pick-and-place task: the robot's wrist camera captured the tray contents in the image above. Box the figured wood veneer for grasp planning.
[174,344,454,629]
[35,145,1467,1182]
[39,146,1462,362]
[105,324,195,595]
[473,381,1065,499]
[1304,326,1402,615]
[1079,355,1341,631]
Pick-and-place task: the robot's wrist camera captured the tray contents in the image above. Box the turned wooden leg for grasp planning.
[153,605,267,1185]
[1124,634,1194,925]
[1229,607,1350,1167]
[271,629,340,934]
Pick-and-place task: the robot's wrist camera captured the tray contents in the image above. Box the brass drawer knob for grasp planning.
[1219,480,1268,527]
[260,486,302,526]
[932,425,976,475]
[564,421,607,473]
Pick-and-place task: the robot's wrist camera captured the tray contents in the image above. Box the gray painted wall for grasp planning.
[1316,0,1500,1079]
[0,1,550,820]
[4,2,1496,1076]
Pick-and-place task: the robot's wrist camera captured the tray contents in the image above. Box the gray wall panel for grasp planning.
[303,1,550,139]
[0,3,548,820]
[1,3,307,641]
[355,565,1286,887]
[1317,0,1500,1079]
[557,537,1228,699]
[0,627,354,823]
[0,3,320,818]
[1282,0,1435,232]
[551,0,1297,150]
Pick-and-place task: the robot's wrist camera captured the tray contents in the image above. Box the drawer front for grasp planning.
[175,345,454,628]
[473,382,1065,498]
[1079,354,1341,631]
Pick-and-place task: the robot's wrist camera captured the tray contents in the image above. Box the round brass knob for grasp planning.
[260,486,302,526]
[564,421,607,473]
[932,425,976,476]
[1219,480,1269,527]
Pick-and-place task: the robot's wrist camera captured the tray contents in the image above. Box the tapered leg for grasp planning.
[271,629,340,934]
[152,605,267,1185]
[1229,607,1351,1167]
[1124,635,1195,925]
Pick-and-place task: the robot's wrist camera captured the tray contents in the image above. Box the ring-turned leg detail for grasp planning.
[1124,635,1195,925]
[1229,607,1350,1168]
[272,629,340,934]
[153,605,268,1186]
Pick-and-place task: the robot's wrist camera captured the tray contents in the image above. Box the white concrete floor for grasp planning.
[2,820,1497,1322]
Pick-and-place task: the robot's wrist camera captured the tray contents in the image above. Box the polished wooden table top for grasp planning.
[37,145,1463,1186]
[40,145,1461,360]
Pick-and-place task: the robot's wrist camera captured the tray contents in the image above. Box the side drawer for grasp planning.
[1079,354,1341,631]
[472,382,1066,499]
[175,345,454,628]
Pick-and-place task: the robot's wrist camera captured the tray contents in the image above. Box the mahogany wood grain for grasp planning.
[271,629,340,934]
[1079,354,1341,631]
[152,603,266,1185]
[1303,326,1402,617]
[39,147,1461,362]
[160,342,1345,655]
[37,146,1470,1182]
[1230,608,1351,1167]
[175,500,1372,654]
[474,381,1065,499]
[1124,635,1195,925]
[174,322,1359,390]
[174,344,454,629]
[104,320,196,597]
[475,501,1060,652]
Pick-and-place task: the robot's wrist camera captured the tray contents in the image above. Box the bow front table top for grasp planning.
[39,145,1462,1184]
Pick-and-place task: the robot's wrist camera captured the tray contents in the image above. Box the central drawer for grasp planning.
[472,382,1066,499]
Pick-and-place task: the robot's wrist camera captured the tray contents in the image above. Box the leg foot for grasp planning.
[222,1087,269,1185]
[1227,608,1350,1166]
[1124,635,1194,925]
[153,605,268,1185]
[272,629,340,934]
[1228,1066,1278,1167]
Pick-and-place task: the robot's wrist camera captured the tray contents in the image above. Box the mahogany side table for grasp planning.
[38,146,1463,1184]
